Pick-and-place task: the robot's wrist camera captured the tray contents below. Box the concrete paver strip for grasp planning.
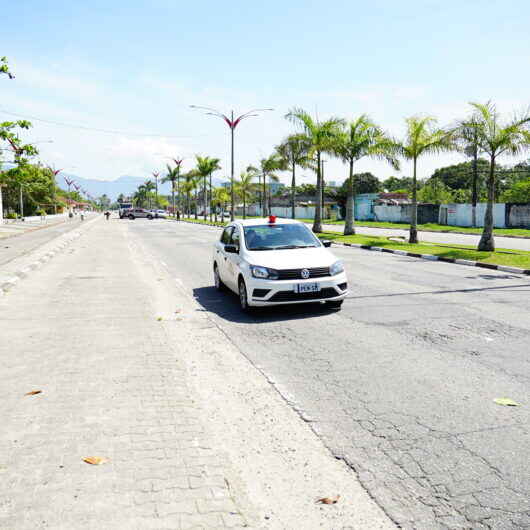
[0,219,393,529]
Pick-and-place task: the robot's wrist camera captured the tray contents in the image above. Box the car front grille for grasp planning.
[268,287,338,302]
[276,267,330,280]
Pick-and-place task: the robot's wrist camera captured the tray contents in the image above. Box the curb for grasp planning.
[0,214,101,295]
[335,241,530,276]
[178,219,530,276]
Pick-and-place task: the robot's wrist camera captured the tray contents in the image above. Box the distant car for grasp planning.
[151,209,167,219]
[127,208,154,220]
[212,217,348,312]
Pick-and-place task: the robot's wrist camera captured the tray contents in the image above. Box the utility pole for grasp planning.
[19,184,24,220]
[321,160,326,220]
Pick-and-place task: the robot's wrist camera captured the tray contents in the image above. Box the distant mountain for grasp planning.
[58,174,228,200]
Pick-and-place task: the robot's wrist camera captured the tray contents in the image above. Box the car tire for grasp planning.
[147,214,153,220]
[214,264,225,291]
[128,214,135,220]
[238,278,253,313]
[327,300,343,310]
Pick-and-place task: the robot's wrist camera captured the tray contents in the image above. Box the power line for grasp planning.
[0,108,199,139]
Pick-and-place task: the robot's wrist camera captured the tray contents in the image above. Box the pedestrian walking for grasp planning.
[104,211,110,221]
[176,210,181,221]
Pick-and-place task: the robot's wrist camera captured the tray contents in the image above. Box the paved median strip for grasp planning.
[0,215,101,295]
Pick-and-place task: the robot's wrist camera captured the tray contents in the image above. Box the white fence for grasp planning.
[439,203,506,228]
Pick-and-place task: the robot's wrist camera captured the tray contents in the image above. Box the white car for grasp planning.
[213,217,348,312]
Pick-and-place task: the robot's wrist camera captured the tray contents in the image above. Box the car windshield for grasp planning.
[243,224,320,250]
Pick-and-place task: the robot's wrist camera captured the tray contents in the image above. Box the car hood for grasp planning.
[246,247,338,269]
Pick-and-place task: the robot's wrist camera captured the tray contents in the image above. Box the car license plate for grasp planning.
[294,282,321,293]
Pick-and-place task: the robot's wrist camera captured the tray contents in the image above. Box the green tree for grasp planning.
[470,102,530,250]
[256,154,284,216]
[382,176,414,193]
[333,116,399,234]
[500,179,530,203]
[397,116,455,243]
[234,171,257,219]
[285,108,344,232]
[417,181,454,204]
[162,161,182,216]
[195,155,221,221]
[212,187,230,222]
[0,56,14,79]
[275,134,312,219]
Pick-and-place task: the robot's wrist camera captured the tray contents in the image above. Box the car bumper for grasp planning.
[247,272,348,306]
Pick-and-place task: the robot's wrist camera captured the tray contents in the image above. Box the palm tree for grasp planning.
[258,154,284,216]
[213,187,230,222]
[469,102,530,251]
[162,164,179,216]
[143,180,156,209]
[180,171,198,217]
[195,155,221,221]
[398,116,456,243]
[333,116,399,235]
[234,171,258,219]
[276,134,312,219]
[456,112,483,227]
[285,108,344,232]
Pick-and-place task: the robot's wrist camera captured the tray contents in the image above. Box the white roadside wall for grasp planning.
[442,203,506,228]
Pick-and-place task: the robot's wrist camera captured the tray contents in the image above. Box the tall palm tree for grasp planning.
[162,164,179,216]
[456,113,483,227]
[398,116,456,243]
[276,134,312,219]
[469,101,530,251]
[181,171,198,217]
[333,116,400,235]
[143,180,156,209]
[195,155,221,221]
[258,154,284,217]
[285,108,344,232]
[234,171,257,219]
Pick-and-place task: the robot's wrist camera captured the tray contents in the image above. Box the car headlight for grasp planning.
[330,260,344,276]
[250,265,279,280]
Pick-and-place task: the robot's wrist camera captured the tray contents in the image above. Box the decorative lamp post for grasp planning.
[190,106,273,221]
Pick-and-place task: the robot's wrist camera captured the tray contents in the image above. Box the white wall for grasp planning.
[373,205,403,223]
[441,203,506,228]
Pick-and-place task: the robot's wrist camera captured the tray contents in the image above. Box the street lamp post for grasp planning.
[190,105,273,221]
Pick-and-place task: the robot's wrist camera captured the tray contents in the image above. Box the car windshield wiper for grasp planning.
[249,246,275,251]
[273,244,317,249]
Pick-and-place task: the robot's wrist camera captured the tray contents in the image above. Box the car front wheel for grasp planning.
[238,278,253,313]
[147,214,153,220]
[214,264,224,291]
[128,214,135,220]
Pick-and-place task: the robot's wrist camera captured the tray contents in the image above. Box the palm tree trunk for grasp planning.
[291,158,296,219]
[209,173,213,222]
[171,180,176,219]
[344,158,355,235]
[194,187,198,220]
[409,157,418,244]
[243,197,246,219]
[471,150,478,227]
[313,151,322,233]
[203,177,207,220]
[263,174,267,217]
[478,154,496,251]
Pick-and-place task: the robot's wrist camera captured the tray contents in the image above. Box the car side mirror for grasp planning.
[322,240,332,248]
[225,244,238,253]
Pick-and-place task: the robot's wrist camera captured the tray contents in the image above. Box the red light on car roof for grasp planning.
[268,215,276,224]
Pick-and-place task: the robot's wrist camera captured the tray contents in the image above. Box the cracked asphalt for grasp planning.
[131,219,530,530]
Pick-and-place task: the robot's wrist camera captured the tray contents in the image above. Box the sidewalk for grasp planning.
[0,220,393,529]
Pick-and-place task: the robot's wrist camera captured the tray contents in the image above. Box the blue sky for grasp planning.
[2,0,529,185]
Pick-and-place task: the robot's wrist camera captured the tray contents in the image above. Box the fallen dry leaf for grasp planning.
[83,456,109,465]
[316,495,340,505]
[174,309,181,314]
[24,390,42,396]
[157,317,163,321]
[494,397,520,407]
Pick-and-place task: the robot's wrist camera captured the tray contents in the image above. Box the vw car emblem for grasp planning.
[301,269,310,279]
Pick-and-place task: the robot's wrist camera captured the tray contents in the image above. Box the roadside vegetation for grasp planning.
[317,232,530,270]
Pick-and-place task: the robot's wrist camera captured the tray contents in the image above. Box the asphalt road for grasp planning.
[129,218,530,530]
[320,223,530,252]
